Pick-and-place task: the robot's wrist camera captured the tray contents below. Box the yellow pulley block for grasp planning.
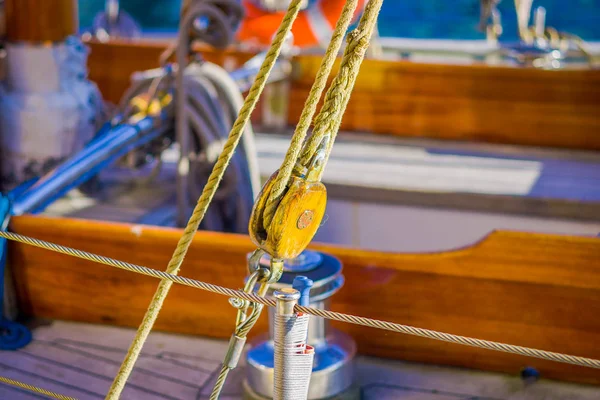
[249,170,327,261]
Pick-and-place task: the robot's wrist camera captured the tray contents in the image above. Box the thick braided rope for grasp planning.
[299,0,383,169]
[105,1,305,398]
[261,0,360,229]
[2,231,600,371]
[298,30,369,168]
[0,375,77,400]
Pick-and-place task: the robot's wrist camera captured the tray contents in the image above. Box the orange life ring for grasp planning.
[237,0,366,49]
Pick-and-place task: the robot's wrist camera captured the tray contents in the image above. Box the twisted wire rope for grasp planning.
[1,230,599,371]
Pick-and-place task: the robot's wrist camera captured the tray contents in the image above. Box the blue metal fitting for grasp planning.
[292,276,313,307]
[0,193,32,350]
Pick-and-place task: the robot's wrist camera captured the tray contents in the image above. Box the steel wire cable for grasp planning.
[1,230,600,371]
[0,375,77,400]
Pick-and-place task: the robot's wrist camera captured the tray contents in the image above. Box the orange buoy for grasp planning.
[237,0,366,48]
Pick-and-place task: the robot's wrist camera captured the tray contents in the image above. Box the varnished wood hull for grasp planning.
[7,215,600,386]
[87,40,600,151]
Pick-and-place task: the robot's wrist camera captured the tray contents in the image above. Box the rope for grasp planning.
[262,0,384,228]
[2,230,600,371]
[298,0,382,170]
[208,300,266,399]
[262,0,361,228]
[105,1,305,397]
[0,375,77,400]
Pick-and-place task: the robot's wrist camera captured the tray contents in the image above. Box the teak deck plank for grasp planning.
[7,215,600,385]
[86,40,600,150]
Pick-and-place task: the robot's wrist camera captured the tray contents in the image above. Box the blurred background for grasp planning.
[78,0,600,40]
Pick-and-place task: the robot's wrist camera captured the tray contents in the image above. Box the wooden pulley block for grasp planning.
[249,170,327,260]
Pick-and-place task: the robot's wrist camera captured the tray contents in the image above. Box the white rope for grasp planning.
[274,312,313,399]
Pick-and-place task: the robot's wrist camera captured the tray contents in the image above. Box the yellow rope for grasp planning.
[263,0,384,228]
[104,1,305,398]
[0,375,77,400]
[262,0,361,229]
[300,0,382,170]
[298,30,369,168]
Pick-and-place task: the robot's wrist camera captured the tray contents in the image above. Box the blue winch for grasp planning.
[244,250,358,399]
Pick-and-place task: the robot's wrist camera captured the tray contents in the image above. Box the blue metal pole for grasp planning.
[10,116,170,216]
[0,194,32,350]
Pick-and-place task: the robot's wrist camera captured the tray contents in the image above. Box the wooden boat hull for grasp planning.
[7,215,600,386]
[87,40,600,151]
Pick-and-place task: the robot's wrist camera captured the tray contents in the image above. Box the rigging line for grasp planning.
[262,0,361,227]
[0,375,77,400]
[263,0,385,230]
[298,0,383,170]
[105,1,305,398]
[2,230,600,371]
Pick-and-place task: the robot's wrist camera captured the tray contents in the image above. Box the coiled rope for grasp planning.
[1,230,600,371]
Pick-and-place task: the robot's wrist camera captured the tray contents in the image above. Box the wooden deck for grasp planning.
[2,320,599,399]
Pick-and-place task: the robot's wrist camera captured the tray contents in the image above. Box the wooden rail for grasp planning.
[86,40,600,150]
[7,215,600,385]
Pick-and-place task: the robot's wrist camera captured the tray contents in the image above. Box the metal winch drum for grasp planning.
[243,250,359,399]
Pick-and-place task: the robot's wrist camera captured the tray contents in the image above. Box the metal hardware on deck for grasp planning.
[0,194,31,350]
[261,33,294,133]
[224,334,247,369]
[274,287,300,316]
[244,251,357,400]
[212,255,276,399]
[293,276,313,306]
[476,0,594,69]
[282,251,322,273]
[273,287,314,400]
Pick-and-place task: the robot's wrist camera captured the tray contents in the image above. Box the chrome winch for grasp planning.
[243,250,358,399]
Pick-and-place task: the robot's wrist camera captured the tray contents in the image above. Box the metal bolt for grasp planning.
[274,288,300,315]
[297,210,314,229]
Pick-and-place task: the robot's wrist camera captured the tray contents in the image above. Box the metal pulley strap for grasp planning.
[210,260,272,399]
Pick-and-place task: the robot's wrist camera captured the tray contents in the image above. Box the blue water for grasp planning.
[79,0,600,41]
